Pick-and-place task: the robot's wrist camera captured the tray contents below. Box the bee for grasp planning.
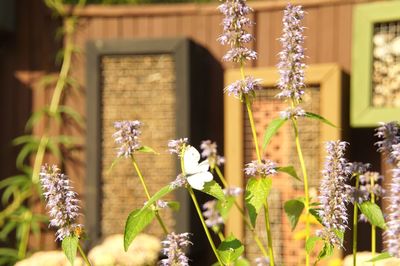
[74,226,84,239]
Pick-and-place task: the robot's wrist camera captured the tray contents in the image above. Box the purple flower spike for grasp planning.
[224,76,262,99]
[317,141,352,247]
[218,0,257,63]
[168,138,189,156]
[113,120,142,158]
[200,140,225,167]
[277,4,306,102]
[375,122,400,164]
[384,145,400,258]
[160,232,192,266]
[40,164,82,241]
[244,159,277,177]
[202,200,224,229]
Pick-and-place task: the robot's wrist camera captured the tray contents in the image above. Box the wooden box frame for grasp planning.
[351,1,400,127]
[224,63,344,239]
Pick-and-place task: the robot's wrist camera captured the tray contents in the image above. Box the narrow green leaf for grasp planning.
[358,202,387,229]
[306,236,321,254]
[305,112,336,128]
[276,166,301,182]
[138,185,175,216]
[61,235,79,266]
[245,177,272,227]
[317,241,334,262]
[202,180,225,201]
[217,235,244,265]
[16,143,38,169]
[0,248,19,258]
[137,145,159,154]
[12,135,38,146]
[366,252,392,262]
[58,105,84,127]
[167,201,180,212]
[284,199,305,231]
[25,108,48,131]
[124,208,155,251]
[262,118,287,151]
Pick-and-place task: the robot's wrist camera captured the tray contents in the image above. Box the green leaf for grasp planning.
[358,202,387,229]
[309,208,323,225]
[245,177,272,227]
[0,248,19,258]
[25,108,49,131]
[305,112,336,128]
[284,199,305,231]
[202,180,225,201]
[16,143,38,169]
[58,106,84,127]
[276,166,301,182]
[316,241,334,262]
[124,208,156,251]
[366,252,392,262]
[235,257,250,266]
[217,235,244,265]
[167,201,180,212]
[306,236,321,254]
[61,235,79,266]
[262,117,287,151]
[217,196,236,220]
[137,145,159,154]
[137,185,174,217]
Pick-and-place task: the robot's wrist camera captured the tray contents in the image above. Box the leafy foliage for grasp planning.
[244,177,272,227]
[284,199,305,230]
[124,209,156,251]
[217,235,244,265]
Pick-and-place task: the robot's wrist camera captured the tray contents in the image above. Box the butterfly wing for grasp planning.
[184,146,201,175]
[187,172,213,190]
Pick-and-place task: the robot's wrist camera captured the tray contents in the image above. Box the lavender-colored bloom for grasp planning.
[279,106,306,120]
[384,146,400,258]
[255,257,270,266]
[168,138,189,155]
[224,76,262,99]
[350,162,370,176]
[317,141,352,247]
[218,0,257,63]
[170,174,187,189]
[244,159,277,177]
[200,140,225,167]
[113,120,142,158]
[40,164,82,241]
[202,200,224,229]
[359,171,385,198]
[223,187,243,197]
[375,121,400,164]
[276,4,306,102]
[160,232,192,266]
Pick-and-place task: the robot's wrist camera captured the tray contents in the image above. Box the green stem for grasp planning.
[263,202,274,265]
[353,175,360,266]
[371,177,376,266]
[188,187,224,266]
[214,165,269,258]
[17,211,32,259]
[244,96,261,163]
[218,231,225,242]
[291,118,310,266]
[77,243,92,266]
[132,158,168,235]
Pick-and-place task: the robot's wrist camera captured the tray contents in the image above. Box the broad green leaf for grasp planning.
[137,185,174,217]
[316,241,334,262]
[306,236,321,254]
[309,208,323,225]
[262,118,287,151]
[167,201,180,212]
[305,112,336,128]
[124,208,155,251]
[235,257,250,266]
[217,196,236,220]
[245,177,272,227]
[276,166,301,182]
[202,180,225,201]
[366,252,392,262]
[137,145,159,154]
[217,235,244,265]
[284,199,305,231]
[61,235,79,265]
[358,202,387,229]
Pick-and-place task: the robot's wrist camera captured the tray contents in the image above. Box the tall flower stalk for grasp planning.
[218,0,275,263]
[277,4,310,265]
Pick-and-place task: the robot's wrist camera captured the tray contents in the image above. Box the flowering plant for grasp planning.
[35,1,400,266]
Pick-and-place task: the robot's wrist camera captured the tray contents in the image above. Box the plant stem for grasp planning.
[371,177,376,266]
[291,118,310,266]
[17,211,32,259]
[132,158,168,235]
[77,243,92,266]
[218,231,225,241]
[353,175,360,266]
[244,94,275,265]
[188,187,224,265]
[215,165,269,258]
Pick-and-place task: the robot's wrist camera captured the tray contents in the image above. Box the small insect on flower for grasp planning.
[183,146,213,190]
[168,138,189,156]
[113,120,142,158]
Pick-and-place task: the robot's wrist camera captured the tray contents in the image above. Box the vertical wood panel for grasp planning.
[103,17,120,38]
[136,16,152,38]
[121,17,137,38]
[256,11,273,67]
[317,6,336,62]
[266,10,282,67]
[151,16,164,37]
[337,4,353,73]
[163,15,179,37]
[88,17,105,39]
[303,6,319,65]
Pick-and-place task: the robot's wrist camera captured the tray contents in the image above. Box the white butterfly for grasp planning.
[184,146,213,190]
